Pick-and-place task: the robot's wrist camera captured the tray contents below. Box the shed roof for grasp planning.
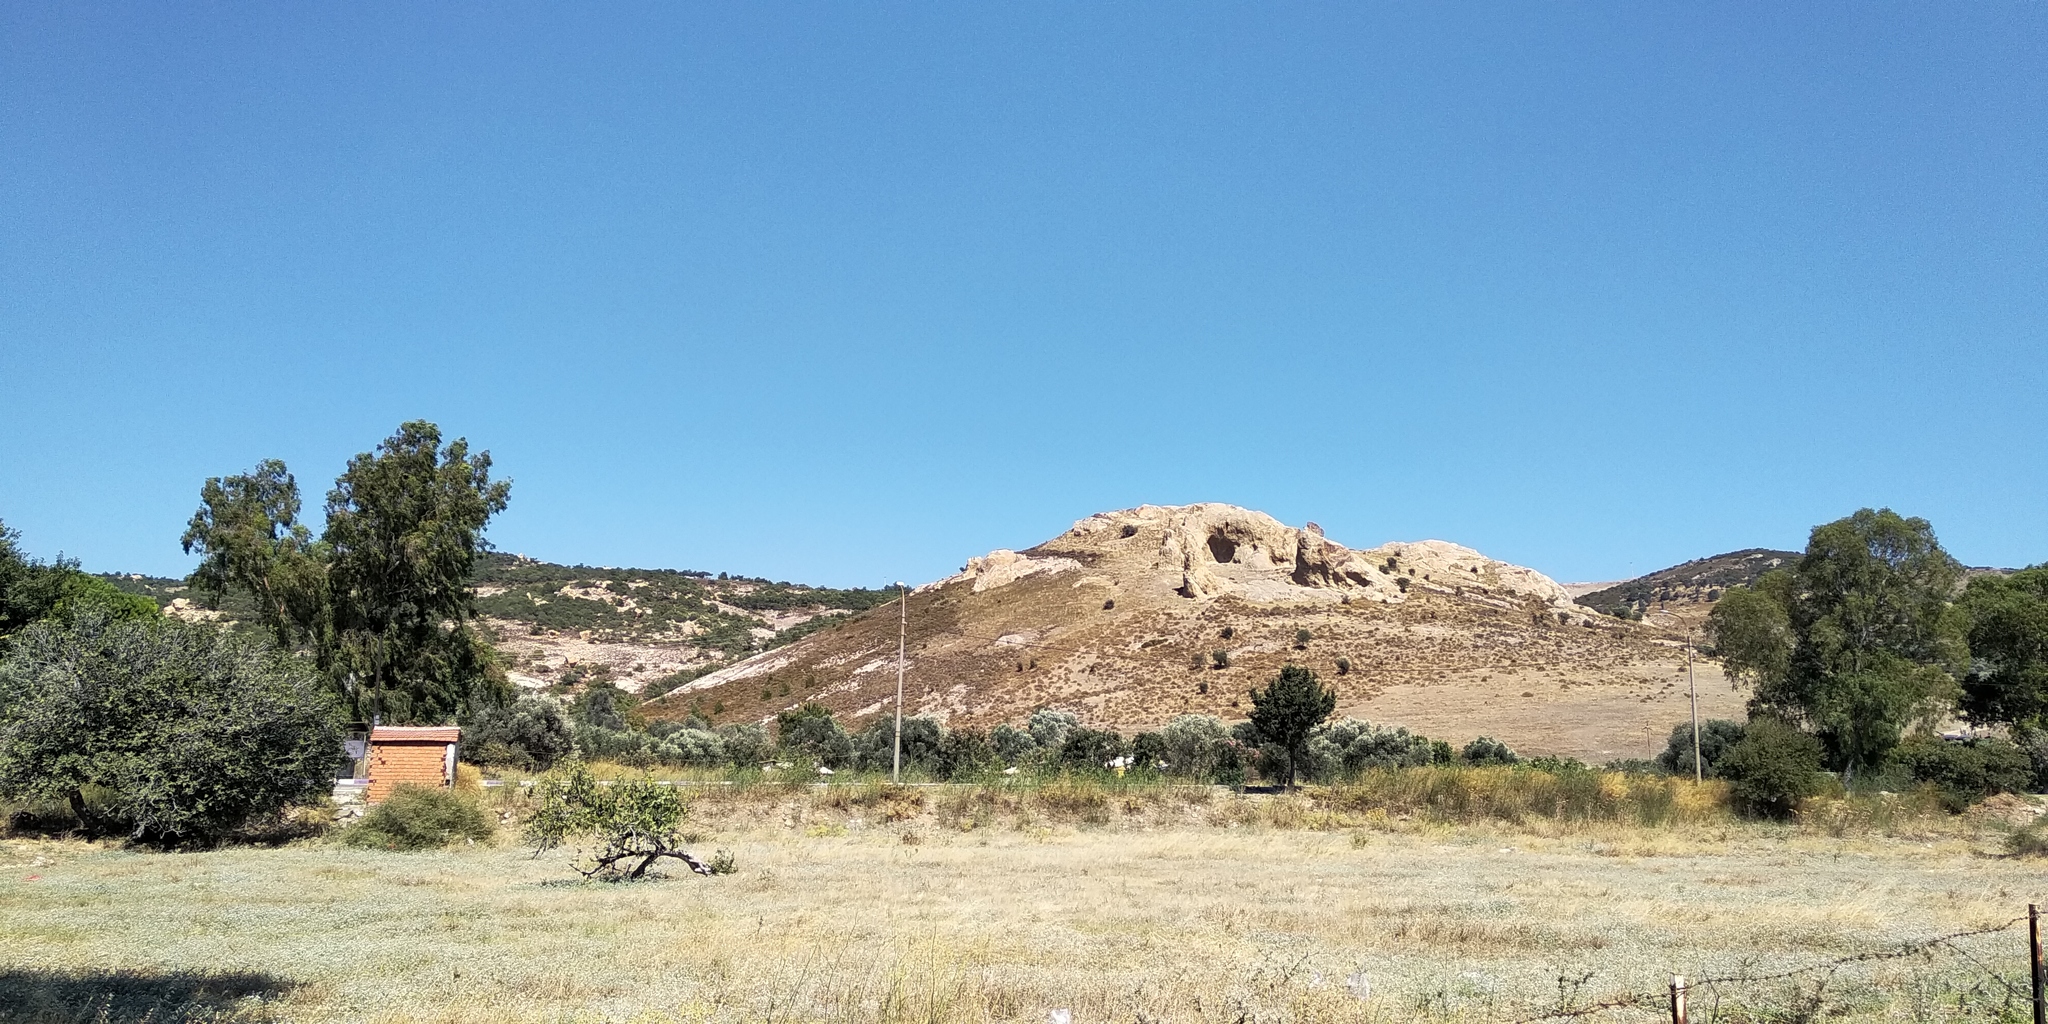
[371,726,461,743]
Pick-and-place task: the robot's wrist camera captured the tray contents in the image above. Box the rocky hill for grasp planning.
[648,504,1742,761]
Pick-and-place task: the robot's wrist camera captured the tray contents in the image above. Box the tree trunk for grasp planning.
[66,789,90,836]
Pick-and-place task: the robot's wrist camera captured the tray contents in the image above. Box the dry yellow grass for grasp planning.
[0,784,2035,1023]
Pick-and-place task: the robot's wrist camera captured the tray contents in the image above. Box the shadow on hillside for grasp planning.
[0,967,296,1023]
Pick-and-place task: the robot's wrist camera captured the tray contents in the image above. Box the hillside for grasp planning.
[1572,548,1800,616]
[649,504,1743,761]
[102,555,895,696]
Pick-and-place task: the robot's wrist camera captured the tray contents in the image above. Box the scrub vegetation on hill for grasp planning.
[470,554,892,655]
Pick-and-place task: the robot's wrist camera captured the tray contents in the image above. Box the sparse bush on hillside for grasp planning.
[1334,656,1351,675]
[1211,650,1231,669]
[342,785,493,851]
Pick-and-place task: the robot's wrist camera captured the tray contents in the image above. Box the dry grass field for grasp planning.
[2,781,2040,1024]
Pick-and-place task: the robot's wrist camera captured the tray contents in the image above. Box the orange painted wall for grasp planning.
[366,741,452,803]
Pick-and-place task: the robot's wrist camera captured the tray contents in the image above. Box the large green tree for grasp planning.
[181,460,330,649]
[0,610,341,843]
[1247,664,1337,789]
[1,519,157,641]
[1708,508,1967,778]
[1958,566,2048,731]
[181,421,512,724]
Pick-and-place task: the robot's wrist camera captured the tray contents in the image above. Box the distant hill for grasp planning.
[99,554,897,696]
[646,504,1744,761]
[1573,549,1800,616]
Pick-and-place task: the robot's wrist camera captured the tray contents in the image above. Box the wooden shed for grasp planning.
[365,725,460,804]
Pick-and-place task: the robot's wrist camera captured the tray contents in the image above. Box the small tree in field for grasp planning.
[1247,665,1336,789]
[525,757,731,880]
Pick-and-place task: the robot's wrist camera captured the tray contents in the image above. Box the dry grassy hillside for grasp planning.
[649,505,1744,761]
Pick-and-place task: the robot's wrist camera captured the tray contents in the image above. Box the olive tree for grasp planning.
[525,756,731,880]
[0,611,342,843]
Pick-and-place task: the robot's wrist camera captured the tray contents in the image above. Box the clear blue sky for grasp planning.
[3,3,2042,588]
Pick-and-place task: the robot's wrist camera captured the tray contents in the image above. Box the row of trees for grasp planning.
[1708,508,2048,783]
[180,420,512,724]
[468,665,1534,787]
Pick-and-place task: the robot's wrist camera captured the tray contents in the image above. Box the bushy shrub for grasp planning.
[463,696,573,770]
[1130,731,1166,771]
[1059,727,1130,770]
[571,680,638,730]
[852,715,942,773]
[1319,765,1720,826]
[2007,821,2048,858]
[0,611,342,845]
[525,756,726,880]
[1159,715,1231,777]
[576,722,731,768]
[936,727,997,777]
[1311,719,1437,780]
[1461,736,1518,766]
[991,723,1036,762]
[775,703,852,768]
[1027,709,1079,751]
[1716,718,1825,818]
[342,785,493,851]
[716,722,770,766]
[1887,736,2032,812]
[1656,719,1747,778]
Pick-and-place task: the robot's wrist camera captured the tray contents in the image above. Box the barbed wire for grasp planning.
[1510,917,2028,1024]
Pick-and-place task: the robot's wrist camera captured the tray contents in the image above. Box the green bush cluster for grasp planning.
[342,785,494,851]
[1656,715,2033,813]
[0,610,341,845]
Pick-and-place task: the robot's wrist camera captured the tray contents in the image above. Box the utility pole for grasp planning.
[1688,639,1702,782]
[892,581,906,785]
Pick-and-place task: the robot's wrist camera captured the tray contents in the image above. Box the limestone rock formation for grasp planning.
[650,503,1723,759]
